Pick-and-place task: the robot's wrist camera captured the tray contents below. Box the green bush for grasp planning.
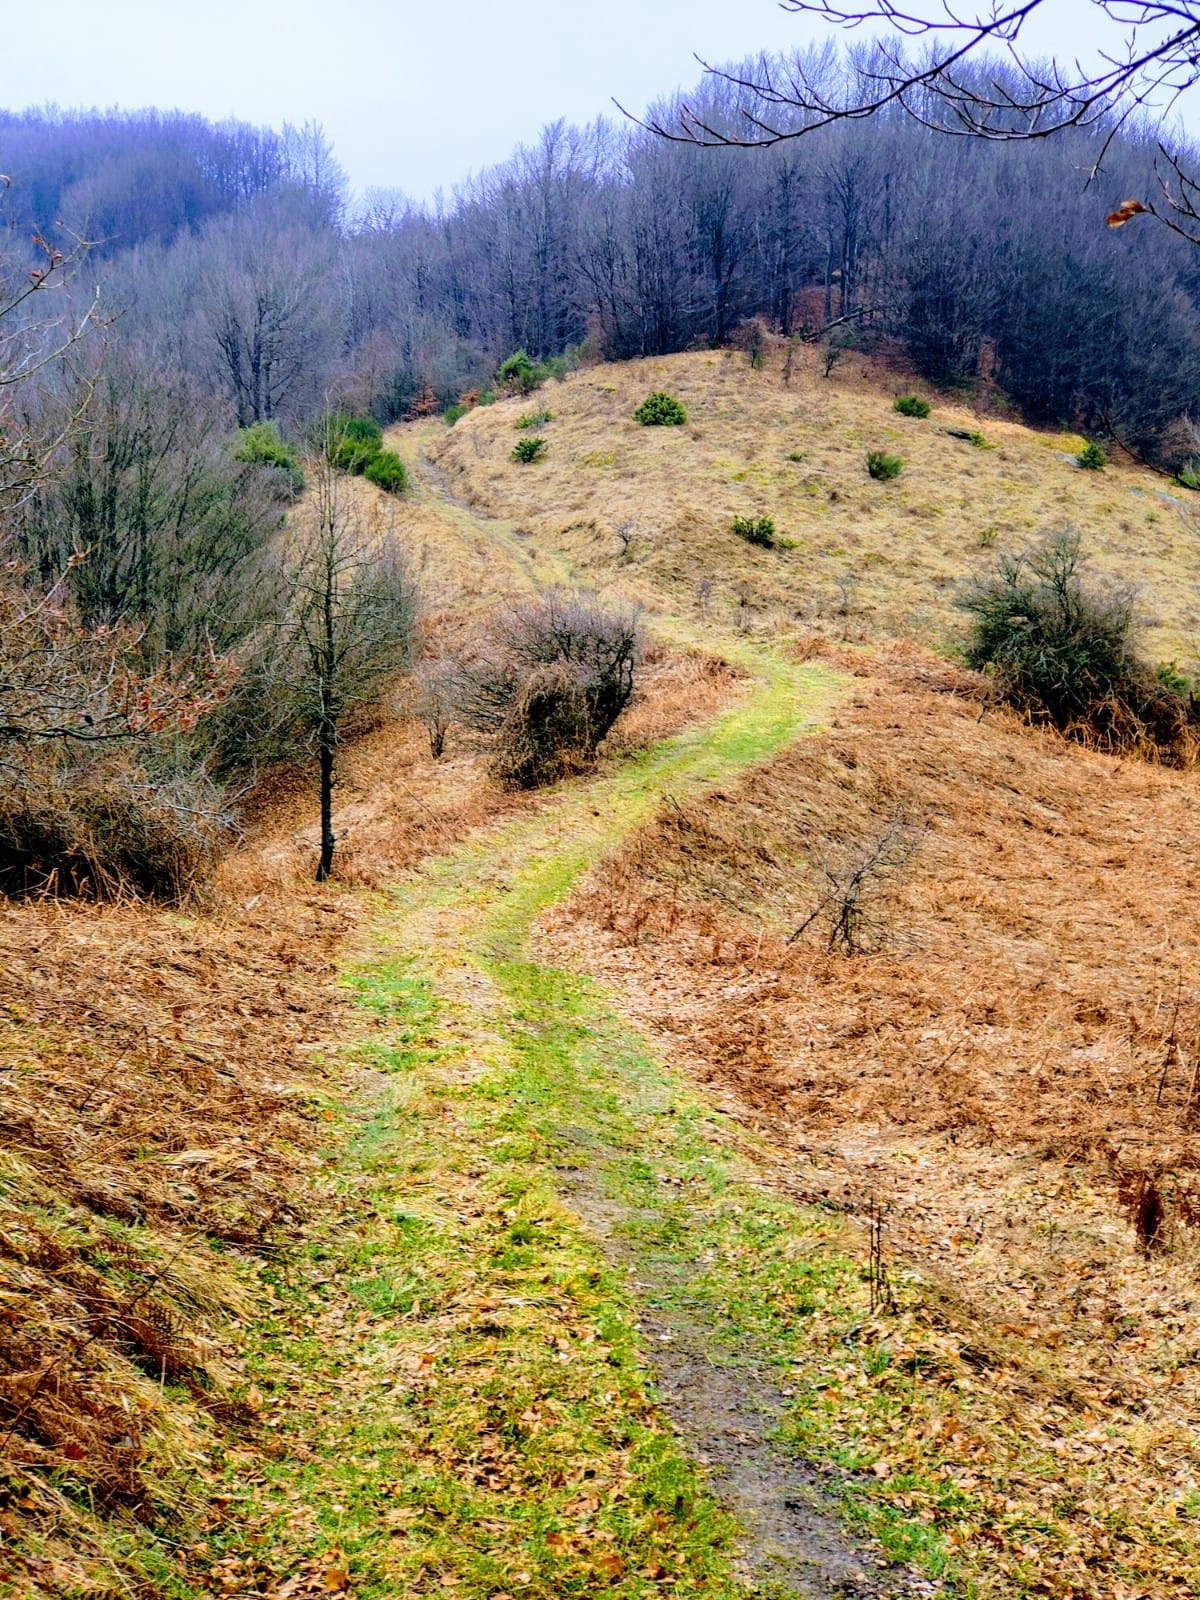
[958,530,1196,761]
[1157,659,1192,695]
[363,450,408,494]
[326,413,385,474]
[893,395,931,418]
[233,421,304,494]
[443,404,468,427]
[1077,440,1107,471]
[731,514,776,548]
[512,436,547,464]
[497,350,549,396]
[516,408,553,430]
[335,413,383,449]
[634,391,687,427]
[1175,460,1200,490]
[866,450,904,481]
[543,346,582,383]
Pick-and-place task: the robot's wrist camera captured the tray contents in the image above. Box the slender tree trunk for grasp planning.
[316,729,335,881]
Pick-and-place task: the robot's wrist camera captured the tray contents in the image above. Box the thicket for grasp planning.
[893,395,931,418]
[234,421,305,494]
[958,530,1197,762]
[325,412,408,494]
[451,594,640,788]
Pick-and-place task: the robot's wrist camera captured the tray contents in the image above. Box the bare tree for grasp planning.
[270,447,417,880]
[646,3,1200,240]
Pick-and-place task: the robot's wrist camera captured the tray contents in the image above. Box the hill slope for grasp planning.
[425,347,1200,665]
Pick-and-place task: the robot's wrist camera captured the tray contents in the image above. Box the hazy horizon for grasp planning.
[5,0,1178,203]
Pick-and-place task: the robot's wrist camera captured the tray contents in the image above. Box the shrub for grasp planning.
[866,450,904,481]
[512,436,547,464]
[634,391,687,426]
[233,421,304,494]
[893,395,931,418]
[443,403,468,427]
[0,758,227,904]
[516,408,553,430]
[543,345,583,383]
[451,593,640,788]
[363,450,407,494]
[326,413,384,474]
[1175,460,1200,490]
[958,529,1197,761]
[731,514,776,548]
[1158,659,1192,695]
[497,350,548,395]
[1077,440,1107,470]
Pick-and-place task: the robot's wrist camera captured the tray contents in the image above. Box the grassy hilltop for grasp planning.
[426,346,1200,666]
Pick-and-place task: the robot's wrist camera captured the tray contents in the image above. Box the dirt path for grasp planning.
[390,421,575,600]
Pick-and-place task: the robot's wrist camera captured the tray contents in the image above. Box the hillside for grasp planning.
[8,348,1200,1600]
[426,347,1200,665]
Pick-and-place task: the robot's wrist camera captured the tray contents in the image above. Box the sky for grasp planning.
[4,0,1180,202]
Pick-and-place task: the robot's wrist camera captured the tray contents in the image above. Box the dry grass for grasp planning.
[232,638,744,893]
[429,347,1200,664]
[540,639,1200,1583]
[0,887,356,1595]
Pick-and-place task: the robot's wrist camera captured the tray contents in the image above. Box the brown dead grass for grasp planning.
[230,638,744,893]
[540,640,1200,1578]
[0,883,357,1594]
[428,347,1200,664]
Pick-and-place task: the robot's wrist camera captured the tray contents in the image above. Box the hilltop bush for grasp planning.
[512,436,547,463]
[634,391,687,426]
[958,530,1197,762]
[1077,440,1107,470]
[866,450,904,481]
[516,407,553,429]
[732,514,776,548]
[893,394,931,418]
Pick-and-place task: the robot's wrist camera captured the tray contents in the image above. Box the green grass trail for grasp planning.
[218,644,988,1600]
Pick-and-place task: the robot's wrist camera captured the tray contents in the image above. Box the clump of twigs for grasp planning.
[788,814,921,954]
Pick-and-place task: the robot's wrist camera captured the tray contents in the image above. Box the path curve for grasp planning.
[354,453,939,1596]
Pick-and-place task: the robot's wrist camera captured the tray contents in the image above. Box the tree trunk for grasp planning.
[316,731,335,881]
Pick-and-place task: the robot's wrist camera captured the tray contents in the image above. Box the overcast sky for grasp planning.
[4,0,1173,201]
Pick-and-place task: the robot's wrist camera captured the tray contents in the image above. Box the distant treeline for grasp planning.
[3,54,1199,460]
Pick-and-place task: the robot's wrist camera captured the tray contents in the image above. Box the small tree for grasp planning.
[261,452,417,879]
